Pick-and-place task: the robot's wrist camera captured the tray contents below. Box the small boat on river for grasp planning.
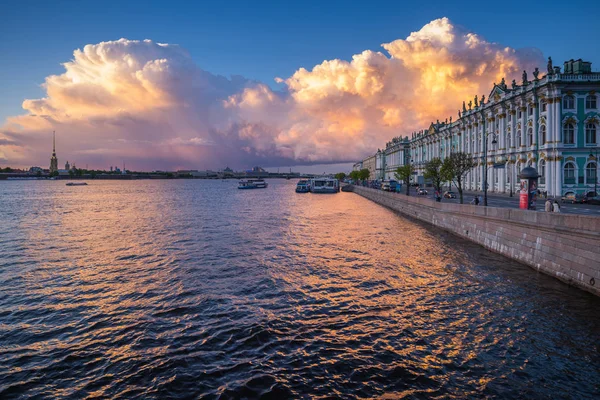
[66,182,88,186]
[310,178,339,194]
[295,180,310,193]
[238,179,268,189]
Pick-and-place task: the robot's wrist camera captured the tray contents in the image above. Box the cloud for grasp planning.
[1,19,544,169]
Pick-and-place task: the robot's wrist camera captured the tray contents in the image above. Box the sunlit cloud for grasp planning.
[1,18,543,169]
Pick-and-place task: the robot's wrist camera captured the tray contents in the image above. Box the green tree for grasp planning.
[442,152,476,204]
[334,172,346,181]
[423,157,448,194]
[68,169,74,178]
[358,168,370,181]
[348,170,360,183]
[394,164,415,196]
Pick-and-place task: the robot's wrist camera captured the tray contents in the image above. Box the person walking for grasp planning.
[553,200,561,213]
[545,198,553,212]
[474,196,480,206]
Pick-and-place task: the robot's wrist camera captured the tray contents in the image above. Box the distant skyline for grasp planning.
[1,0,599,170]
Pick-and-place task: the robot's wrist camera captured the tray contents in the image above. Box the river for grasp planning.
[1,179,599,398]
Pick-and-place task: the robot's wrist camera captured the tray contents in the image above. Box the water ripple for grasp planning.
[0,179,599,399]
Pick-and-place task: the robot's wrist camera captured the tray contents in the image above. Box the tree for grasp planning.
[423,158,449,194]
[358,168,370,181]
[442,152,476,204]
[334,172,346,181]
[394,164,415,196]
[348,170,360,183]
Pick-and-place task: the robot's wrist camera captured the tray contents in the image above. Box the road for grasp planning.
[387,187,600,216]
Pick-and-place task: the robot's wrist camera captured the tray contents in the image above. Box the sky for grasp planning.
[1,0,599,172]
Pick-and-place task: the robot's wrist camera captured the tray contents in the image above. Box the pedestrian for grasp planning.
[553,200,561,213]
[545,198,553,212]
[478,195,482,205]
[474,196,479,205]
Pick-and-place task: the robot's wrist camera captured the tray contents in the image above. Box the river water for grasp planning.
[1,179,599,399]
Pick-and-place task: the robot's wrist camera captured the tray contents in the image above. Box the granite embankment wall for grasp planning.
[350,186,600,297]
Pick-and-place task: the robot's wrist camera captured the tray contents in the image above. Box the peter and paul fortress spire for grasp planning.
[50,131,58,174]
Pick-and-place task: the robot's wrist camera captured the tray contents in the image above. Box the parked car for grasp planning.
[443,191,457,199]
[586,196,600,205]
[417,188,428,195]
[561,192,587,204]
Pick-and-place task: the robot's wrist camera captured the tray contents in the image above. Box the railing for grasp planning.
[564,177,576,184]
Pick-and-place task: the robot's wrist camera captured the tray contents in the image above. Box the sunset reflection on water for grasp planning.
[1,179,599,399]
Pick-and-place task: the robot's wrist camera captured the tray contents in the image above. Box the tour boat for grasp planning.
[66,182,88,186]
[310,178,339,193]
[238,179,268,189]
[295,180,310,193]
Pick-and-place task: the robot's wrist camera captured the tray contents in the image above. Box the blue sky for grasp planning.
[1,0,599,124]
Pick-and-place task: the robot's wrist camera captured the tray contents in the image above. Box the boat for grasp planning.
[238,179,268,189]
[66,182,88,186]
[295,179,310,193]
[310,178,339,194]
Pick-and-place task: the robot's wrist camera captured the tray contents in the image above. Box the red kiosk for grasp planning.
[519,166,539,210]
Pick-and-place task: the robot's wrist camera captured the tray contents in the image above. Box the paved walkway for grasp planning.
[390,187,600,216]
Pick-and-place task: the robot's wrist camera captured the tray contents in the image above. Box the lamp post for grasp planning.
[482,113,498,207]
[590,147,599,197]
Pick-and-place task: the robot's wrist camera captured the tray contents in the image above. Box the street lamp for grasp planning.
[482,118,498,207]
[590,147,598,197]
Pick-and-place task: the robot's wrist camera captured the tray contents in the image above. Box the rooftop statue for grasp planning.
[547,57,553,74]
[468,100,472,110]
[533,67,540,80]
[445,118,448,124]
[449,116,453,123]
[481,95,485,104]
[458,110,462,118]
[462,101,467,112]
[522,70,528,85]
[500,77,506,89]
[512,79,517,89]
[474,95,479,107]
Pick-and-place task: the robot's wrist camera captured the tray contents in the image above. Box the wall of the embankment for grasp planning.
[349,185,600,297]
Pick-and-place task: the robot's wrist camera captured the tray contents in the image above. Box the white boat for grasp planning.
[295,179,310,193]
[66,182,88,186]
[310,178,339,193]
[238,179,268,189]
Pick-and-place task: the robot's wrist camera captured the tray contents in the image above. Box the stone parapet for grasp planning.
[349,186,600,297]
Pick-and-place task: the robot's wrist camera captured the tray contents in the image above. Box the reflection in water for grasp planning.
[1,180,599,399]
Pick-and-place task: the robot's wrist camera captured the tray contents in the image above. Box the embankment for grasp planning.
[349,185,600,297]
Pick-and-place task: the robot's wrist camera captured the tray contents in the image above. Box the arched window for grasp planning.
[540,125,547,144]
[507,133,512,148]
[527,128,533,146]
[563,95,575,109]
[564,162,576,184]
[516,130,522,147]
[539,159,546,184]
[586,123,597,145]
[564,123,575,144]
[586,95,597,109]
[586,162,597,185]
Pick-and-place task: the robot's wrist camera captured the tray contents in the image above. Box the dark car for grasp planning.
[443,191,456,199]
[417,188,428,195]
[586,196,600,205]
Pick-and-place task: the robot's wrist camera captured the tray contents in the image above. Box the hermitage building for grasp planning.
[355,58,600,198]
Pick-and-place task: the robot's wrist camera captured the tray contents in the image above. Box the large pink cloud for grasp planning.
[1,18,544,170]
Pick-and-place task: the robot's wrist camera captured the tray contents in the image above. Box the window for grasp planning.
[563,95,575,109]
[507,133,511,148]
[564,123,575,144]
[518,111,522,118]
[564,162,576,184]
[540,125,547,144]
[528,107,533,116]
[586,162,597,185]
[586,123,597,145]
[516,130,521,147]
[539,160,546,184]
[527,128,533,146]
[541,102,547,112]
[586,95,597,109]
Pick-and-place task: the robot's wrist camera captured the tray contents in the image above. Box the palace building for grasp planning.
[357,58,600,197]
